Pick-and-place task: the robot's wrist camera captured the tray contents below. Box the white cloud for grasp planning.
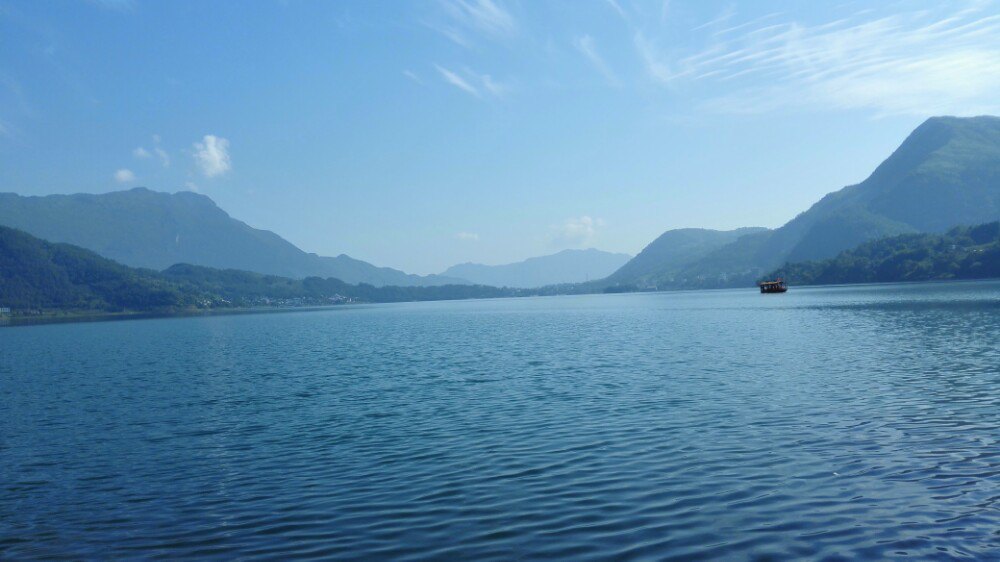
[134,138,169,167]
[552,216,604,246]
[634,32,674,83]
[431,0,516,46]
[154,147,170,167]
[193,134,231,177]
[436,65,480,96]
[574,35,619,86]
[660,0,671,25]
[403,69,422,84]
[691,5,736,31]
[456,231,480,241]
[605,0,627,21]
[436,65,509,99]
[114,168,136,183]
[145,134,170,167]
[184,181,200,192]
[480,74,508,97]
[647,3,1000,116]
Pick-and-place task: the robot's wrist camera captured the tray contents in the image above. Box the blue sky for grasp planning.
[2,0,999,274]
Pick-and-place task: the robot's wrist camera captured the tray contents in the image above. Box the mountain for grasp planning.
[767,221,1000,286]
[442,248,631,288]
[0,225,198,311]
[0,225,525,315]
[161,264,520,305]
[606,227,769,287]
[754,115,1000,267]
[612,115,1000,289]
[0,188,465,287]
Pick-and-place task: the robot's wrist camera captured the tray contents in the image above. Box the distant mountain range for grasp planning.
[607,115,1000,289]
[0,225,522,314]
[4,219,997,318]
[3,115,998,293]
[441,248,631,288]
[0,188,465,287]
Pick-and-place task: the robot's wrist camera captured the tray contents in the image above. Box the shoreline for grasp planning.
[3,277,998,328]
[0,304,356,328]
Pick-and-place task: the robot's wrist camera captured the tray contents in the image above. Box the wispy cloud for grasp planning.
[659,0,671,25]
[692,5,736,31]
[114,168,135,183]
[134,142,170,167]
[605,0,627,21]
[435,65,509,99]
[573,35,619,86]
[645,3,1000,116]
[436,65,480,96]
[480,73,508,97]
[552,216,604,247]
[427,0,516,47]
[152,134,170,167]
[634,32,673,83]
[403,69,422,84]
[193,134,231,178]
[456,231,479,241]
[154,147,170,167]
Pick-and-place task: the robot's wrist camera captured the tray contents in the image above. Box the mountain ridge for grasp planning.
[0,224,522,314]
[609,115,1000,289]
[606,227,769,287]
[442,248,631,288]
[0,187,467,287]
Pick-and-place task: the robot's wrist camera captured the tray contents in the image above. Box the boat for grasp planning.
[759,279,787,293]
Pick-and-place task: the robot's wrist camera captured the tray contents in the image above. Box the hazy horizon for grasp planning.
[3,0,999,273]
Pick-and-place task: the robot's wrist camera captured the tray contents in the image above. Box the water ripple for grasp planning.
[2,280,999,559]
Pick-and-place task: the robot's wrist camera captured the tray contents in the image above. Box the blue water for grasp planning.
[2,281,999,560]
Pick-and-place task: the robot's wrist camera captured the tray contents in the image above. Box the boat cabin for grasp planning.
[759,279,787,293]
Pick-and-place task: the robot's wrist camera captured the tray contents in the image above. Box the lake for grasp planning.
[2,281,999,560]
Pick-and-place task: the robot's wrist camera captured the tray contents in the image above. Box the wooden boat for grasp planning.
[759,279,787,293]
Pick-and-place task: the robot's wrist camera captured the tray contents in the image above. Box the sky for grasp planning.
[2,0,1000,274]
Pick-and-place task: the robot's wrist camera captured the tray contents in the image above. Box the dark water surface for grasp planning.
[2,281,999,560]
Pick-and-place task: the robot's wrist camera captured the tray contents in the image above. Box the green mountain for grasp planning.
[613,115,1000,289]
[767,222,1000,285]
[0,225,522,315]
[605,227,769,287]
[758,115,1000,266]
[161,264,518,305]
[0,225,200,311]
[0,188,466,287]
[442,248,631,288]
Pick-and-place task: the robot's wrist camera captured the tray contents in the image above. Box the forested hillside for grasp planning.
[0,226,521,315]
[768,222,1000,285]
[0,226,201,310]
